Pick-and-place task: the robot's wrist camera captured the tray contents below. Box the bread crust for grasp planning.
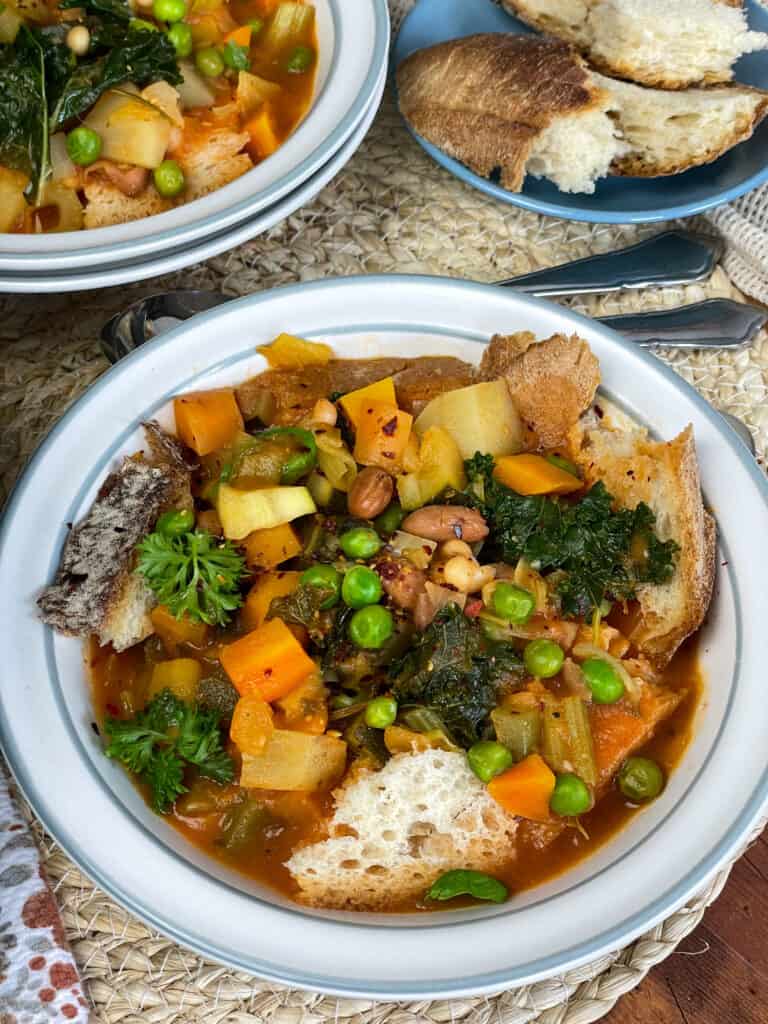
[610,85,768,176]
[396,34,602,192]
[479,332,601,447]
[499,0,755,89]
[570,418,716,666]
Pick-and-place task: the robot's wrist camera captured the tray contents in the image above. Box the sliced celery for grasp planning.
[491,707,541,762]
[541,694,597,787]
[262,2,315,53]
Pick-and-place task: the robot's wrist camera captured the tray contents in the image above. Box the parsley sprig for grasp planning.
[104,690,235,812]
[136,527,245,626]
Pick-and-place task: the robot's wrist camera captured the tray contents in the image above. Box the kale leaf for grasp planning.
[49,26,182,131]
[0,27,48,198]
[104,691,234,813]
[60,0,132,20]
[463,453,678,617]
[390,604,523,748]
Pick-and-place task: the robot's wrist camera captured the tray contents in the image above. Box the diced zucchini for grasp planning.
[240,729,347,791]
[147,658,202,703]
[217,483,316,540]
[177,61,216,109]
[396,426,466,510]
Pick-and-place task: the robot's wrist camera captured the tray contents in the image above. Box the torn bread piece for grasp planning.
[479,331,601,447]
[499,0,768,90]
[38,423,195,652]
[83,179,172,229]
[287,749,518,910]
[396,34,627,194]
[397,33,768,194]
[569,409,716,666]
[176,127,253,202]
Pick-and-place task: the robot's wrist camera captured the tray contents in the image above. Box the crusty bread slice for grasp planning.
[479,332,601,447]
[595,72,768,177]
[176,127,253,201]
[569,410,716,666]
[83,180,172,229]
[500,0,768,89]
[396,34,627,194]
[286,749,518,910]
[397,33,768,193]
[38,423,195,652]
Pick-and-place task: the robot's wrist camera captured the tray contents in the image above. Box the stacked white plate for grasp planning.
[0,0,389,293]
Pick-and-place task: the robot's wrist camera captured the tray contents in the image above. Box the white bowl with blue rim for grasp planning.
[1,275,766,997]
[0,0,389,273]
[0,59,386,293]
[394,0,768,224]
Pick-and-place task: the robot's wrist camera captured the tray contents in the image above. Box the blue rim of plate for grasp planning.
[0,0,390,268]
[393,0,768,224]
[1,276,767,997]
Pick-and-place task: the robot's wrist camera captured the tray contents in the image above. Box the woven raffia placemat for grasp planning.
[2,63,768,1024]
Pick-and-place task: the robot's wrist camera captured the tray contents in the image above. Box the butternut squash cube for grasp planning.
[339,377,396,429]
[353,401,413,471]
[242,522,302,569]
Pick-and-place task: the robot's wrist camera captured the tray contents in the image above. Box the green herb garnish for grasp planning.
[104,690,235,813]
[426,869,508,904]
[136,526,245,626]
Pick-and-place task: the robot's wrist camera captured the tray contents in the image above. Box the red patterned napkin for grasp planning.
[0,762,90,1022]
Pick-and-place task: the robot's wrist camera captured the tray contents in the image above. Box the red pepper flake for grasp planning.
[382,451,395,459]
[106,703,119,716]
[264,667,273,677]
[382,416,398,436]
[464,599,483,618]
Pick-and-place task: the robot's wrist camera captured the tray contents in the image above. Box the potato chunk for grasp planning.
[414,380,523,459]
[240,730,347,791]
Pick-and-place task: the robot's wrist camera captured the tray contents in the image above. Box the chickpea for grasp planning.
[312,398,337,426]
[438,538,473,560]
[66,25,91,56]
[442,556,496,594]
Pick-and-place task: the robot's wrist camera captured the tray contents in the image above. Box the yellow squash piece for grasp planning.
[396,426,466,510]
[147,658,202,703]
[230,694,275,756]
[217,483,316,540]
[242,571,300,630]
[257,333,333,368]
[150,605,209,651]
[493,454,582,495]
[240,730,347,792]
[0,168,28,233]
[242,522,302,569]
[353,401,413,471]
[339,377,396,429]
[414,380,524,459]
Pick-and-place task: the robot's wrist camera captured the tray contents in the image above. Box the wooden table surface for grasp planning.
[604,827,767,1023]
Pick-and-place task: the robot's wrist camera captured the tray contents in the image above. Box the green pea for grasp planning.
[581,657,625,704]
[166,21,192,57]
[374,502,404,537]
[364,695,397,729]
[222,39,250,71]
[342,565,382,609]
[300,564,341,609]
[546,454,580,478]
[550,773,592,817]
[467,740,514,783]
[65,126,102,167]
[339,526,382,560]
[155,507,195,538]
[152,0,186,21]
[153,159,185,198]
[247,16,264,33]
[491,582,535,624]
[618,757,664,802]
[348,605,393,649]
[284,44,315,73]
[195,45,224,77]
[523,638,564,679]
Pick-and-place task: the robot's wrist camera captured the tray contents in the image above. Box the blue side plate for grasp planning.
[394,0,768,223]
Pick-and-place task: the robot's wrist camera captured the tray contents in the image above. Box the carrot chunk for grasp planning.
[487,753,556,822]
[493,454,581,495]
[225,24,252,47]
[174,388,244,456]
[221,617,316,701]
[245,105,280,160]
